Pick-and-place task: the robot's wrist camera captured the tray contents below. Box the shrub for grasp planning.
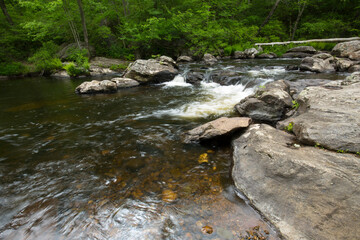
[110,63,128,71]
[0,62,28,76]
[63,48,90,77]
[28,41,62,75]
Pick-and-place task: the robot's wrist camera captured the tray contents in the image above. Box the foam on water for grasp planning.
[248,66,285,76]
[162,74,192,87]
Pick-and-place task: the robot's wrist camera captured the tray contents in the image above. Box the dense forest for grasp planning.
[1,0,360,75]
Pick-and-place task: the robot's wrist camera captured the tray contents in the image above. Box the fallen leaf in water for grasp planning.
[102,150,110,156]
[63,155,70,159]
[198,153,209,164]
[22,133,30,137]
[201,226,213,234]
[207,150,215,154]
[88,200,93,204]
[46,136,55,141]
[132,189,143,199]
[162,189,177,203]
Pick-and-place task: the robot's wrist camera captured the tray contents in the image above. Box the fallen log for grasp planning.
[255,37,360,46]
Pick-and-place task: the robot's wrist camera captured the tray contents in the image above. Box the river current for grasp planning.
[0,59,346,239]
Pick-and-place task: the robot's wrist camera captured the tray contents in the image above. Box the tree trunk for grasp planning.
[258,0,281,35]
[255,37,360,46]
[76,0,90,57]
[122,0,127,16]
[291,2,306,41]
[0,0,14,25]
[62,0,81,49]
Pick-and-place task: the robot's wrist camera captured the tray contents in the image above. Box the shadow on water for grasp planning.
[0,59,346,239]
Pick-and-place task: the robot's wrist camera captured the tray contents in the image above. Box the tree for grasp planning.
[0,0,14,25]
[76,0,89,56]
[258,0,281,35]
[291,0,306,40]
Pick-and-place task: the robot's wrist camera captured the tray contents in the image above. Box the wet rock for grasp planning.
[111,77,139,88]
[335,58,357,72]
[341,71,360,85]
[312,52,332,60]
[232,124,360,240]
[286,79,332,98]
[290,77,360,153]
[233,51,247,59]
[184,117,251,143]
[299,56,336,73]
[285,65,299,71]
[177,56,193,62]
[158,55,178,69]
[256,52,277,59]
[287,46,317,54]
[124,57,178,83]
[211,71,242,85]
[203,53,218,65]
[282,52,313,58]
[348,65,360,72]
[235,80,293,122]
[75,80,117,94]
[331,40,360,60]
[186,72,204,84]
[244,48,259,59]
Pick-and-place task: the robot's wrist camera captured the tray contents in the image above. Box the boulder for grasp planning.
[256,52,277,59]
[157,55,178,69]
[348,65,360,72]
[185,71,204,84]
[211,71,242,85]
[285,65,299,71]
[281,52,313,58]
[50,70,70,78]
[335,58,357,72]
[90,57,130,68]
[286,79,332,98]
[286,46,317,54]
[289,77,360,153]
[75,80,117,94]
[111,78,139,88]
[312,52,332,60]
[244,48,259,59]
[124,57,178,83]
[233,51,247,59]
[232,124,360,240]
[177,56,193,62]
[299,56,336,73]
[235,80,293,122]
[331,40,360,59]
[203,53,218,65]
[184,117,251,143]
[89,66,116,76]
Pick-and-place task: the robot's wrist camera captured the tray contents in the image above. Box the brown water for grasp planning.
[0,59,346,240]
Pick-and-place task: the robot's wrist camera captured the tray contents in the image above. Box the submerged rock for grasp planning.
[256,52,277,59]
[75,80,117,94]
[186,71,204,84]
[184,117,251,143]
[289,76,360,153]
[124,57,178,83]
[235,80,293,122]
[203,53,218,65]
[232,124,360,240]
[331,40,360,60]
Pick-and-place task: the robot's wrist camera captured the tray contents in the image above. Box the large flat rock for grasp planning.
[232,124,360,240]
[291,76,360,153]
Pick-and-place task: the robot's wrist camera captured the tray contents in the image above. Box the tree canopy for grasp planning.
[1,0,359,63]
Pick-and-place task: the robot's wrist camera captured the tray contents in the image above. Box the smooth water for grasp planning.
[0,59,346,240]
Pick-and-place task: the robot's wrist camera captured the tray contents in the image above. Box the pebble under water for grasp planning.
[0,59,346,239]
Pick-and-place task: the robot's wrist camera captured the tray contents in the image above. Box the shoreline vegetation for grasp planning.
[1,0,359,76]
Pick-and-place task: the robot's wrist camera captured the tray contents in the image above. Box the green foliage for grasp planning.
[110,64,128,71]
[0,62,28,76]
[292,100,300,110]
[284,122,294,133]
[28,41,62,74]
[63,48,90,77]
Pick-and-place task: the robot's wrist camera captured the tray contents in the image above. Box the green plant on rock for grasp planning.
[292,100,299,110]
[110,64,128,72]
[63,48,90,77]
[285,122,294,133]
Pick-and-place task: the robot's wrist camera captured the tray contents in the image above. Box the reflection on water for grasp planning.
[0,59,345,239]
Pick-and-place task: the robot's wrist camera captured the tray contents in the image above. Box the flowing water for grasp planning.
[0,59,346,240]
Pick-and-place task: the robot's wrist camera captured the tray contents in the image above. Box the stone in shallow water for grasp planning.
[111,77,139,88]
[184,117,251,143]
[75,80,117,94]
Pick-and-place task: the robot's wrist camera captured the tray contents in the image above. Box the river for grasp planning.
[0,59,346,239]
